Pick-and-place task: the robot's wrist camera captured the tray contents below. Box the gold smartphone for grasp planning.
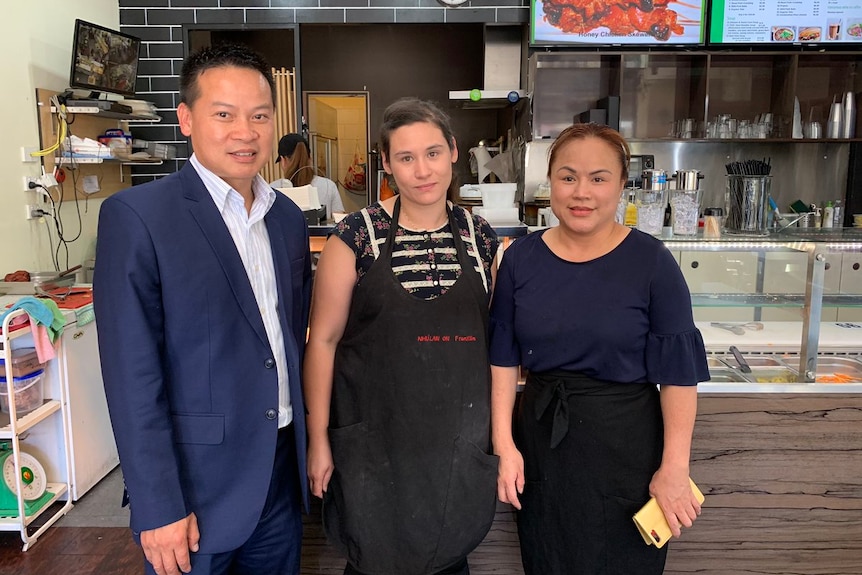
[632,478,705,548]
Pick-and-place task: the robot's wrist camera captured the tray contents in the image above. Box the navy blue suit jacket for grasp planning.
[94,163,311,553]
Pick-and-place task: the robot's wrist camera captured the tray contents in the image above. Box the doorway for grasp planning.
[304,91,370,213]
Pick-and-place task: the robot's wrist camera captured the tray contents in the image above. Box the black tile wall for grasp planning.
[121,0,168,6]
[147,43,185,59]
[321,0,367,7]
[395,8,444,22]
[149,76,180,92]
[346,8,397,22]
[129,125,178,142]
[222,0,270,6]
[245,9,298,23]
[170,0,218,7]
[118,0,529,177]
[124,26,172,42]
[137,59,174,76]
[372,0,419,7]
[120,10,146,25]
[196,9,248,24]
[271,0,319,7]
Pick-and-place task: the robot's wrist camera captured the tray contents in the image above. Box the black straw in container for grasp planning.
[725,159,772,234]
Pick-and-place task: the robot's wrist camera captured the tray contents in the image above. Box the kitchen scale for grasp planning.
[0,442,52,517]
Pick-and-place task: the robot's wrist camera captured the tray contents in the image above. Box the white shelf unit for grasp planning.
[56,156,164,166]
[37,88,165,195]
[0,310,73,551]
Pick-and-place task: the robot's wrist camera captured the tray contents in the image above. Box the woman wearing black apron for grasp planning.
[488,123,710,574]
[304,98,500,575]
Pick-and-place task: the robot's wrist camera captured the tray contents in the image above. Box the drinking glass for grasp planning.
[636,190,664,235]
[671,190,702,236]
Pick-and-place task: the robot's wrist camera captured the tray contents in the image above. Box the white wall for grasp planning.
[1,2,118,274]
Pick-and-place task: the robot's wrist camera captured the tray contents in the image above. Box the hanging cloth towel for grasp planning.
[0,296,66,363]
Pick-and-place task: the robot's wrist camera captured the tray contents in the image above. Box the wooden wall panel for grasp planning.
[300,393,862,574]
[666,393,862,574]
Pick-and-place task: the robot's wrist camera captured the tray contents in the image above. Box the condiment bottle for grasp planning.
[703,207,723,239]
[833,199,844,227]
[823,201,834,228]
[624,189,638,226]
[661,203,673,238]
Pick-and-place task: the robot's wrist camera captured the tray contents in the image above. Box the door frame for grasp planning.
[303,91,371,205]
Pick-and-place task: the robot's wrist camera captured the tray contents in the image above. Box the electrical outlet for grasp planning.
[20,146,39,163]
[25,205,42,220]
[38,173,58,188]
[23,176,38,192]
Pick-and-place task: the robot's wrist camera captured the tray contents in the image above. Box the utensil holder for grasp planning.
[725,176,771,235]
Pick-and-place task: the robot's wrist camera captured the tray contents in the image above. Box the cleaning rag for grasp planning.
[0,296,66,363]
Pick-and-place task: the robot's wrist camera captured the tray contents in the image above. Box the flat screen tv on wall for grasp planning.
[709,0,862,46]
[69,19,141,98]
[530,0,707,47]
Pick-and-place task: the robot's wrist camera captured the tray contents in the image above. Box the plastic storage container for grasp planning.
[0,369,44,414]
[0,348,44,378]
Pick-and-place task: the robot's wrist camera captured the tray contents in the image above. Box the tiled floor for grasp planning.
[0,466,141,575]
[55,467,129,528]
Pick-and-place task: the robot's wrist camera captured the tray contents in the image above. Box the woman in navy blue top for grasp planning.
[489,123,709,574]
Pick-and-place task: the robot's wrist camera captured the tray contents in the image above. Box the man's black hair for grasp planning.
[179,43,275,107]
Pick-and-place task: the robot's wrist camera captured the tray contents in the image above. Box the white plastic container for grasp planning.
[0,369,44,414]
[480,183,517,208]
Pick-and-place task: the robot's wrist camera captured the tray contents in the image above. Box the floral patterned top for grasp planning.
[332,202,499,300]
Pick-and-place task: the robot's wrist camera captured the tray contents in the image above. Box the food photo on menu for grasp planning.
[771,26,795,41]
[531,0,705,45]
[798,26,821,41]
[709,0,862,44]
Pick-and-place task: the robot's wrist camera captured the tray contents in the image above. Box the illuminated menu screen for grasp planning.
[709,0,862,44]
[530,0,707,45]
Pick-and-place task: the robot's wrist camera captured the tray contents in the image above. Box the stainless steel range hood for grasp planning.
[449,26,526,109]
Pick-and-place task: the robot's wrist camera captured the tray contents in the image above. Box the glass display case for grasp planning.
[663,228,862,387]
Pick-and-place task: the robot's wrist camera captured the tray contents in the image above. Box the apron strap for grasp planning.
[360,207,383,260]
[457,202,489,294]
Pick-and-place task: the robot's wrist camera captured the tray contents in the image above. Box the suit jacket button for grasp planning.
[265,409,277,420]
[264,358,275,369]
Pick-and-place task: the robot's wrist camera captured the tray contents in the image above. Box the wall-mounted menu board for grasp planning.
[530,0,707,46]
[709,0,862,44]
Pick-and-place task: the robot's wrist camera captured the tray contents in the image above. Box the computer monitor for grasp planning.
[69,19,141,98]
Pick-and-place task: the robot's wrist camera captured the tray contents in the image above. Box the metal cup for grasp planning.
[724,175,772,235]
[672,169,703,190]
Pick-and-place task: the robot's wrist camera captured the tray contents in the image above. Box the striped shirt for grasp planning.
[333,202,499,300]
[190,154,292,428]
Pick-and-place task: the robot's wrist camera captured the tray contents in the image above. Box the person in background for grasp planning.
[94,44,312,575]
[489,123,708,574]
[304,97,500,575]
[271,133,345,220]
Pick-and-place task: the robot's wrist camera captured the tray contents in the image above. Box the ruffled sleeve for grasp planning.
[645,328,710,385]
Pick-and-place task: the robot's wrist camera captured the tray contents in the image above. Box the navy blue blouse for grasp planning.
[489,229,709,386]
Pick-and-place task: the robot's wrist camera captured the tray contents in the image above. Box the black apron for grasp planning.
[323,200,498,575]
[516,370,667,575]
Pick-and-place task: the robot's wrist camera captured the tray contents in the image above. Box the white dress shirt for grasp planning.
[191,154,292,428]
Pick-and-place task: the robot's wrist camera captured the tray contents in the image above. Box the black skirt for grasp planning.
[515,371,668,575]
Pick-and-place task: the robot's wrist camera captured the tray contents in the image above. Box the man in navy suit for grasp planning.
[94,44,311,575]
